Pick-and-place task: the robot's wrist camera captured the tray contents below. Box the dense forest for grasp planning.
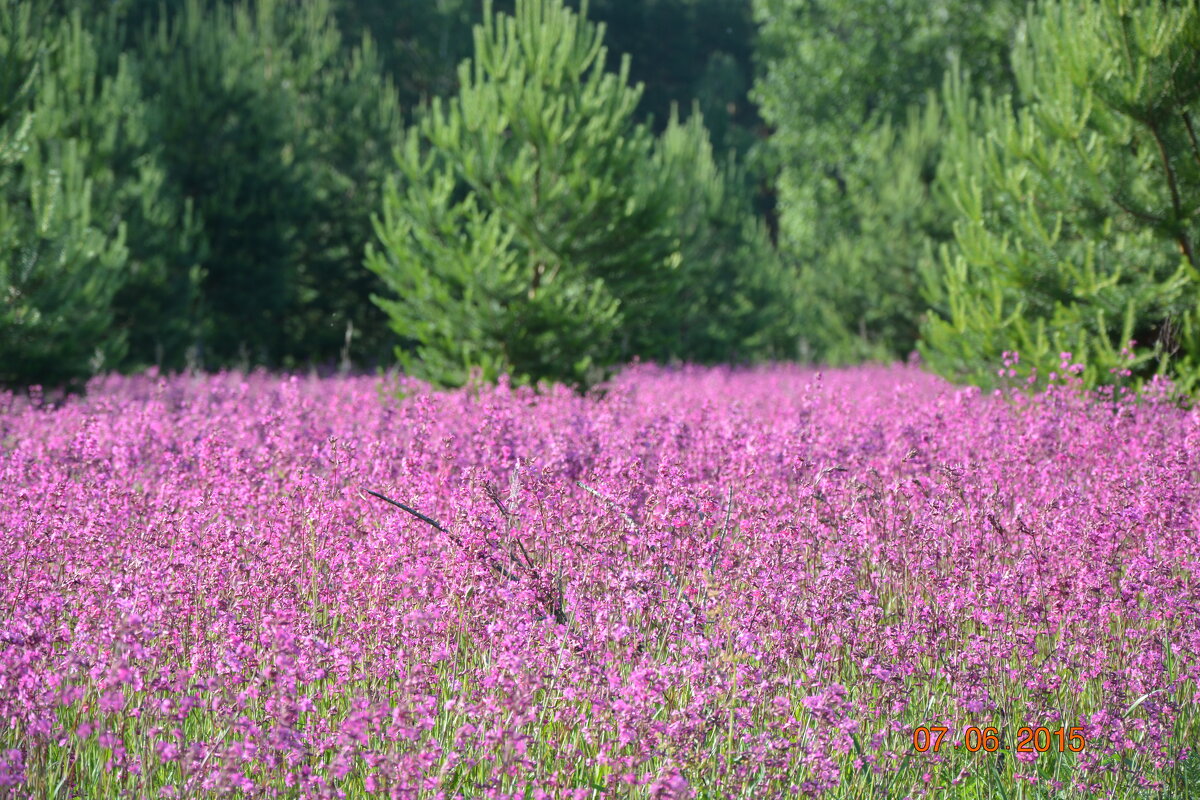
[3,0,1199,392]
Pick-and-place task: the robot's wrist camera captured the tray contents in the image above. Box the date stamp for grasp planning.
[913,726,1086,754]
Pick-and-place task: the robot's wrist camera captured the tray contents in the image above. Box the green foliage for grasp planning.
[651,107,796,362]
[754,0,1018,168]
[794,96,949,364]
[283,28,406,367]
[0,0,783,388]
[578,0,761,153]
[331,0,499,110]
[59,4,205,375]
[0,4,133,389]
[0,0,405,384]
[133,0,402,369]
[367,0,659,387]
[336,0,762,155]
[921,0,1200,391]
[368,0,789,388]
[752,0,1021,360]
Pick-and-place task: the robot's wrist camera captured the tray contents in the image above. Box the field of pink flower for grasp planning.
[2,364,1198,799]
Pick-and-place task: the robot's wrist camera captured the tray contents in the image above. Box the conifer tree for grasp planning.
[922,0,1200,390]
[136,0,402,368]
[367,0,682,386]
[651,106,795,362]
[795,96,949,364]
[331,0,487,110]
[752,0,1021,360]
[369,0,790,387]
[0,4,138,389]
[55,4,204,375]
[577,0,761,153]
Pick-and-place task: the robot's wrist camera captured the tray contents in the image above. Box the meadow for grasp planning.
[1,364,1198,798]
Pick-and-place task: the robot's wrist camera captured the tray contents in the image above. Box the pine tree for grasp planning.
[54,5,204,375]
[367,0,680,387]
[752,0,1021,361]
[368,0,788,387]
[795,96,949,364]
[331,0,490,110]
[922,0,1200,390]
[0,4,134,390]
[651,106,796,363]
[135,0,403,369]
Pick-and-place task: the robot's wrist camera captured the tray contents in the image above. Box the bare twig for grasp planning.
[484,482,536,572]
[364,488,519,582]
[365,488,448,533]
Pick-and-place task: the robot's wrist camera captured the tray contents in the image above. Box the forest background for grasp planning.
[2,0,1198,393]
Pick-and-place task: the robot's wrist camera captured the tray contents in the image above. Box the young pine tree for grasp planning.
[752,0,1021,362]
[794,96,949,364]
[368,0,756,387]
[651,106,796,363]
[922,0,1200,390]
[136,0,402,369]
[55,5,205,376]
[0,5,137,390]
